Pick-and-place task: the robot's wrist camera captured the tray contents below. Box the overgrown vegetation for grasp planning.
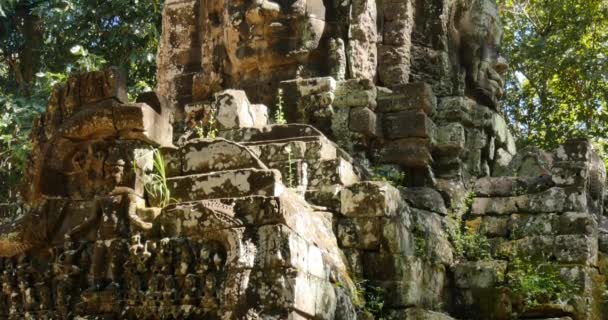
[134,149,173,208]
[354,279,386,319]
[370,165,406,188]
[284,145,295,188]
[501,0,608,150]
[274,88,287,125]
[507,256,577,310]
[0,0,163,202]
[447,191,491,261]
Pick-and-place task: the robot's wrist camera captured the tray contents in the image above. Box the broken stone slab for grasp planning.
[377,82,436,115]
[245,137,338,164]
[382,110,435,139]
[79,67,128,106]
[498,146,554,177]
[167,168,284,202]
[180,139,266,174]
[402,187,448,215]
[471,187,587,215]
[218,124,324,142]
[474,176,555,197]
[453,260,507,289]
[214,89,256,130]
[379,138,433,168]
[340,181,403,217]
[114,103,173,147]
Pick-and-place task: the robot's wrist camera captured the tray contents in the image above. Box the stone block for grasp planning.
[340,181,403,217]
[349,107,381,137]
[380,138,433,168]
[250,104,269,128]
[435,122,465,156]
[79,67,128,105]
[471,188,577,215]
[453,261,507,289]
[167,169,284,202]
[377,44,410,86]
[382,110,434,139]
[381,215,414,254]
[308,158,359,188]
[334,79,376,109]
[337,217,381,250]
[412,208,454,265]
[377,82,435,115]
[114,103,174,146]
[466,216,509,238]
[180,139,266,174]
[402,187,447,215]
[372,260,446,308]
[474,176,555,197]
[214,90,255,130]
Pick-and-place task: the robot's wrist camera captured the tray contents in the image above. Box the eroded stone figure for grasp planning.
[452,0,508,108]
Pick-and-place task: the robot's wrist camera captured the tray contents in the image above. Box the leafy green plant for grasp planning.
[507,256,577,310]
[354,279,386,319]
[274,88,287,125]
[134,149,174,208]
[447,191,491,261]
[370,166,406,188]
[284,145,295,188]
[413,228,427,258]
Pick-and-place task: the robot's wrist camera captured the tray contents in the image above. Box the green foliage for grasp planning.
[370,166,406,188]
[274,88,287,125]
[500,0,608,149]
[284,145,295,188]
[195,116,218,139]
[413,228,427,258]
[135,149,173,208]
[447,191,491,261]
[354,280,385,319]
[507,256,577,309]
[0,0,163,202]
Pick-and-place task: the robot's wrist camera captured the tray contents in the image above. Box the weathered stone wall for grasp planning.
[0,0,606,319]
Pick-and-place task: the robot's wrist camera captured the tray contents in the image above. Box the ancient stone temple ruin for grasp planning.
[0,0,607,319]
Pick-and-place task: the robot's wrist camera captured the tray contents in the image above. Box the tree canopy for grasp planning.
[0,0,163,201]
[500,0,608,150]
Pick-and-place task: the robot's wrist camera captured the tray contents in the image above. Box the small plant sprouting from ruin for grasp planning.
[285,145,295,188]
[370,166,406,188]
[134,149,174,208]
[413,227,427,258]
[447,191,491,261]
[507,256,577,310]
[354,279,386,319]
[195,112,218,139]
[274,88,287,125]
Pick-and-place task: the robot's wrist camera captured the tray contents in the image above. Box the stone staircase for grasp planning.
[155,129,360,319]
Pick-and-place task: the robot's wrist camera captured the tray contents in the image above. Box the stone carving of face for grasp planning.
[224,0,326,80]
[453,0,508,109]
